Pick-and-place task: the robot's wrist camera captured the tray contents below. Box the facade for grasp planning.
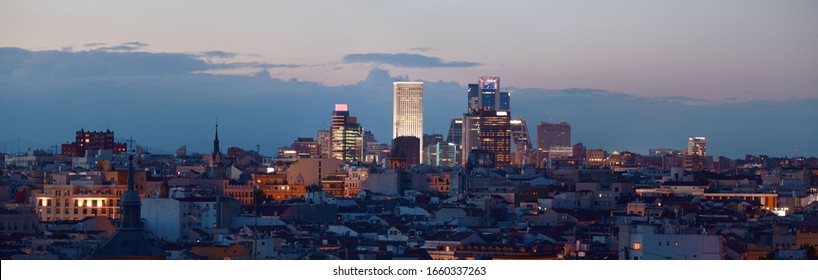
[447,118,463,145]
[460,114,481,164]
[687,137,706,157]
[585,149,607,168]
[618,223,722,260]
[478,77,500,112]
[510,118,532,166]
[684,137,707,171]
[254,173,306,201]
[61,129,127,157]
[393,136,421,167]
[467,84,480,114]
[330,104,363,163]
[479,111,512,167]
[393,82,424,162]
[290,137,320,158]
[35,184,127,222]
[537,122,571,150]
[317,130,331,158]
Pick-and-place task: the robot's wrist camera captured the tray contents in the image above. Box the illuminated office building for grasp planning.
[393,81,424,162]
[510,118,532,166]
[688,137,706,157]
[479,110,512,167]
[330,104,363,163]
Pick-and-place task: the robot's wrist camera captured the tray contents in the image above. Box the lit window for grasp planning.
[633,242,642,250]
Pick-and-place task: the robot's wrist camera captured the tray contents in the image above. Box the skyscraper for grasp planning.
[510,118,532,166]
[317,130,331,158]
[537,121,571,150]
[684,136,707,171]
[393,81,424,162]
[499,91,510,111]
[479,110,512,167]
[467,84,480,114]
[688,137,706,157]
[478,77,500,112]
[330,104,363,163]
[459,76,513,167]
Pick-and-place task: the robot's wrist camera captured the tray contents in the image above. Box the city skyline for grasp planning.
[0,69,818,158]
[2,1,818,265]
[1,1,817,158]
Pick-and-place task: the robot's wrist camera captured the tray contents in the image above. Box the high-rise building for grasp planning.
[446,118,463,145]
[460,114,481,164]
[330,104,363,163]
[684,137,707,171]
[459,76,513,167]
[317,130,331,158]
[467,84,480,114]
[537,122,571,150]
[393,81,424,162]
[478,77,500,112]
[479,110,512,167]
[510,118,532,166]
[499,91,510,111]
[687,137,706,157]
[61,129,127,157]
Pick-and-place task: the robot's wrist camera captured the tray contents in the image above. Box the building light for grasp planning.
[633,242,641,250]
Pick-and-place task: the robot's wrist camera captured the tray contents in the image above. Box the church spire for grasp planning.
[212,119,223,165]
[119,155,142,230]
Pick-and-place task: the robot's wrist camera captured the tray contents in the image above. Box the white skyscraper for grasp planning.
[393,81,424,162]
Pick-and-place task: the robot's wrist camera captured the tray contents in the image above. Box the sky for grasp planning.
[1,1,817,158]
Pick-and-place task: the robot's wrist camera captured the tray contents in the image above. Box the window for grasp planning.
[633,242,642,250]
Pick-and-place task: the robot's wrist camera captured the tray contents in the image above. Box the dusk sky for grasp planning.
[1,1,817,158]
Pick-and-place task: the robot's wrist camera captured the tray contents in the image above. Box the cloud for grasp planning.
[202,50,238,58]
[214,62,302,69]
[90,42,148,52]
[408,47,436,52]
[94,45,142,52]
[653,95,711,105]
[122,41,148,47]
[342,53,481,68]
[0,47,300,79]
